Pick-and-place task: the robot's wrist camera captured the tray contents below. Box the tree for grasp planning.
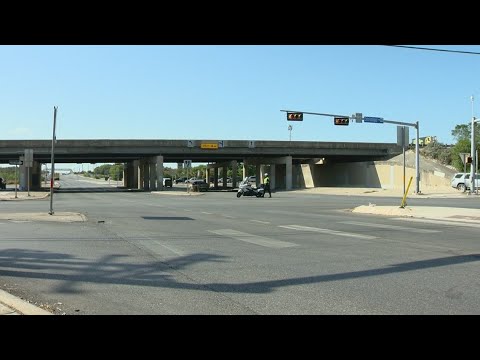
[451,122,480,143]
[451,122,480,171]
[452,139,472,171]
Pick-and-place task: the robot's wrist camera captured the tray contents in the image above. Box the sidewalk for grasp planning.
[0,289,52,315]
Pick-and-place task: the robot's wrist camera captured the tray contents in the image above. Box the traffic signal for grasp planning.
[467,156,472,164]
[334,117,349,126]
[287,112,303,121]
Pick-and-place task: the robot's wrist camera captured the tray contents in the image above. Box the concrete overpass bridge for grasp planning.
[0,139,403,191]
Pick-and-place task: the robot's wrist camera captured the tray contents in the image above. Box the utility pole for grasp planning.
[49,106,57,215]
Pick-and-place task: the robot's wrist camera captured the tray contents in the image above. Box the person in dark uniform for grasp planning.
[263,173,271,198]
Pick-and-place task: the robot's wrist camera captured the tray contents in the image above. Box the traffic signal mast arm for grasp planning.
[281,110,351,118]
[281,109,418,128]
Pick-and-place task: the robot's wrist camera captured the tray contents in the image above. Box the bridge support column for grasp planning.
[28,161,41,190]
[149,159,156,190]
[285,156,292,190]
[231,160,238,188]
[138,159,145,190]
[132,160,139,189]
[255,164,260,188]
[124,162,134,188]
[270,165,276,190]
[143,160,150,190]
[221,165,227,189]
[242,160,247,179]
[155,155,164,191]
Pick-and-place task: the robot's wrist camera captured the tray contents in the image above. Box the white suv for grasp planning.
[451,172,480,192]
[451,173,468,191]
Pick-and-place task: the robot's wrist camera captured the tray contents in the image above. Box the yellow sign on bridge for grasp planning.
[200,143,219,149]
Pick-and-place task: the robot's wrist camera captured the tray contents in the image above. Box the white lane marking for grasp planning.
[392,217,480,228]
[201,212,212,215]
[152,240,185,256]
[339,221,440,234]
[279,225,377,240]
[209,229,297,248]
[250,220,270,224]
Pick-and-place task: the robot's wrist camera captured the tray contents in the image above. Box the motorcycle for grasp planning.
[236,177,265,198]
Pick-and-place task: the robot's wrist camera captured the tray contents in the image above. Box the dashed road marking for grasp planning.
[392,217,480,228]
[279,225,377,240]
[209,229,297,248]
[250,220,270,224]
[339,221,440,233]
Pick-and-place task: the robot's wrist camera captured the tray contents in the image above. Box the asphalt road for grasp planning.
[1,174,479,314]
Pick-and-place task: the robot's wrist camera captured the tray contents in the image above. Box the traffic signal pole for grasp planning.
[280,109,421,194]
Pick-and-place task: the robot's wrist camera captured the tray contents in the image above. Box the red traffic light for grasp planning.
[287,112,303,121]
[334,117,349,126]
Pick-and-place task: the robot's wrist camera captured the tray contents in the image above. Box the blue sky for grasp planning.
[1,45,479,168]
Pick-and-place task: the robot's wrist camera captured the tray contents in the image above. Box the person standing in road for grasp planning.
[263,173,271,198]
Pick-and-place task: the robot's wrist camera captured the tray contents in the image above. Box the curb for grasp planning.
[0,289,52,315]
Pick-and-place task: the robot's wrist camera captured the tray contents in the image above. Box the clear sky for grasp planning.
[1,45,479,168]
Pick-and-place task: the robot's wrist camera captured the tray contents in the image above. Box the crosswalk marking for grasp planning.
[279,225,377,240]
[339,221,440,233]
[209,229,297,248]
[250,220,270,224]
[392,217,480,228]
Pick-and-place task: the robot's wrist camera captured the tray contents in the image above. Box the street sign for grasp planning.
[354,113,363,123]
[363,116,384,124]
[218,140,224,148]
[24,148,33,167]
[187,140,194,148]
[201,143,218,149]
[459,153,470,166]
[9,160,23,166]
[184,160,192,168]
[397,126,409,148]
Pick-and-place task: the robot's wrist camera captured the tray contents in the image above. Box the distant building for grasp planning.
[411,136,437,146]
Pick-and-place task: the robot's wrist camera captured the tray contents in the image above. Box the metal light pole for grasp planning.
[288,125,292,142]
[49,106,57,215]
[471,96,476,195]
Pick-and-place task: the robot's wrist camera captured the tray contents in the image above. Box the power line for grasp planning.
[384,45,480,55]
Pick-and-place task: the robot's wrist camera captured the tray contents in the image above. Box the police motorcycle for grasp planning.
[236,177,265,198]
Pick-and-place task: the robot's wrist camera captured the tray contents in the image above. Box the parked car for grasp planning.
[451,172,480,192]
[247,176,256,186]
[451,173,468,191]
[189,179,209,192]
[174,177,187,184]
[163,178,173,187]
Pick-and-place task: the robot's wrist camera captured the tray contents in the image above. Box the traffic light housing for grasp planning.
[287,112,303,121]
[334,117,349,126]
[467,156,472,164]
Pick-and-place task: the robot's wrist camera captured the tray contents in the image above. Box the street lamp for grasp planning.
[471,95,479,195]
[288,125,292,141]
